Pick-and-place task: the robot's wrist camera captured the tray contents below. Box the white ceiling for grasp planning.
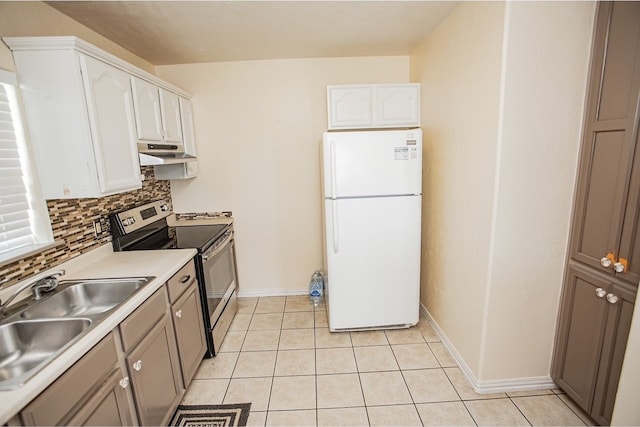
[46,1,459,65]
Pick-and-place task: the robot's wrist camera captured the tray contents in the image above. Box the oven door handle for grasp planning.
[202,230,232,261]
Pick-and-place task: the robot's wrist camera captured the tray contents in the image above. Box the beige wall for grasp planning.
[411,0,595,386]
[156,57,409,295]
[410,1,506,378]
[480,1,595,381]
[0,2,154,73]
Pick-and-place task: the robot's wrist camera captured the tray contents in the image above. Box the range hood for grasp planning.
[138,143,197,165]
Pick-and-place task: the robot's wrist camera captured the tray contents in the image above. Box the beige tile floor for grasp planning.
[182,296,595,427]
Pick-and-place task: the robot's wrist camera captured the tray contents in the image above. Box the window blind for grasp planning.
[0,82,34,255]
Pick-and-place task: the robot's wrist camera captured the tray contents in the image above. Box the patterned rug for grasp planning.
[170,403,251,427]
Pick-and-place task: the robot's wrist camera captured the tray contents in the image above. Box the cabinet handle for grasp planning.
[119,377,130,388]
[133,360,143,371]
[175,309,183,318]
[606,293,619,304]
[614,258,628,273]
[180,275,191,284]
[600,256,613,268]
[595,288,607,298]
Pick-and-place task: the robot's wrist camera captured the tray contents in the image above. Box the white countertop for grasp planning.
[0,244,197,425]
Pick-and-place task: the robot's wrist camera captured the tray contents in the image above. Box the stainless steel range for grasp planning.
[109,200,238,357]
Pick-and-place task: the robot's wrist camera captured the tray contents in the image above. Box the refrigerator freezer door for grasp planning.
[323,129,422,199]
[324,195,421,330]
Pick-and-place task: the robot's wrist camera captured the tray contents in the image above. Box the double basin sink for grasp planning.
[0,277,154,390]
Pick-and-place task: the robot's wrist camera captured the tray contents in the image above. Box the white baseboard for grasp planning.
[420,303,557,394]
[237,288,308,298]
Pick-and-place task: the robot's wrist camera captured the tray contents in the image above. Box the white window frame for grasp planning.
[0,68,55,265]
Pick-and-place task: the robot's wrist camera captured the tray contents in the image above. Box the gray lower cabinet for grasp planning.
[66,368,134,426]
[17,260,206,426]
[171,281,206,386]
[120,286,183,426]
[20,333,135,426]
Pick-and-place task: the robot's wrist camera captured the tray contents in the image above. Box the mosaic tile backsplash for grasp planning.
[0,167,172,288]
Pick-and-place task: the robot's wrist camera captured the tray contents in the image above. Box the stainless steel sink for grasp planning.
[21,277,151,319]
[0,276,154,390]
[0,318,91,389]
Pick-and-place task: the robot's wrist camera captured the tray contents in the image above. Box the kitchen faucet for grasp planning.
[0,270,65,316]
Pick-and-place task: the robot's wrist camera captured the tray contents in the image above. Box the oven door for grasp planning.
[201,230,236,328]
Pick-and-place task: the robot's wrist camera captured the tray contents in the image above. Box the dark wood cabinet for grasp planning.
[553,2,640,425]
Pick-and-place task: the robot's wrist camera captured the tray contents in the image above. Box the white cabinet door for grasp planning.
[154,97,198,180]
[376,85,420,127]
[327,86,373,130]
[80,55,141,194]
[131,76,163,141]
[132,77,183,144]
[327,84,420,130]
[159,89,183,143]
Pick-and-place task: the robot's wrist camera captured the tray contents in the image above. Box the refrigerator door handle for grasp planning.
[330,139,337,198]
[332,202,339,253]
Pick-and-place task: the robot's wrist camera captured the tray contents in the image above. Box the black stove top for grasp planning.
[172,224,228,251]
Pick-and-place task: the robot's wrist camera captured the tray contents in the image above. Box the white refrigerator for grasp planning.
[322,129,422,331]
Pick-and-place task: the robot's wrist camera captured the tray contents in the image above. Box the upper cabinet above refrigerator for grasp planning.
[327,83,420,130]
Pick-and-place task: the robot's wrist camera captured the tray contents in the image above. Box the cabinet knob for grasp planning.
[133,360,143,371]
[606,293,619,304]
[600,257,613,268]
[175,309,183,318]
[595,288,607,298]
[614,259,628,273]
[119,377,130,388]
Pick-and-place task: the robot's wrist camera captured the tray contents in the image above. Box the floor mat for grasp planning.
[169,403,251,427]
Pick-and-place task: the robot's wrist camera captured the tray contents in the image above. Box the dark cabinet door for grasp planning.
[591,282,636,425]
[172,282,207,385]
[127,314,183,426]
[553,265,610,411]
[569,1,640,277]
[617,124,640,286]
[555,3,640,424]
[553,265,637,423]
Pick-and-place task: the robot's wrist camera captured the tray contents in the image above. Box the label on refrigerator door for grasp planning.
[394,147,409,160]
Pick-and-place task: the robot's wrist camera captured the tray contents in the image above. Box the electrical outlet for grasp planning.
[93,219,102,237]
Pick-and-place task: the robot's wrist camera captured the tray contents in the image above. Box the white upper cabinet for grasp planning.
[4,36,196,197]
[3,37,144,199]
[159,89,182,143]
[327,83,420,130]
[154,97,199,180]
[80,55,142,195]
[131,77,183,144]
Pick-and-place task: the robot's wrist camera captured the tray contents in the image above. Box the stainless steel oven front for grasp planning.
[198,227,238,356]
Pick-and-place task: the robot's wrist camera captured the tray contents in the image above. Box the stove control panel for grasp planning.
[109,200,171,236]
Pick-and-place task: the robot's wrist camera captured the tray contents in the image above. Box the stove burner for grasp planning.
[175,211,232,221]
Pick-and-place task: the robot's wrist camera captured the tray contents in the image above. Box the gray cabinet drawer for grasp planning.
[167,260,196,303]
[120,287,168,352]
